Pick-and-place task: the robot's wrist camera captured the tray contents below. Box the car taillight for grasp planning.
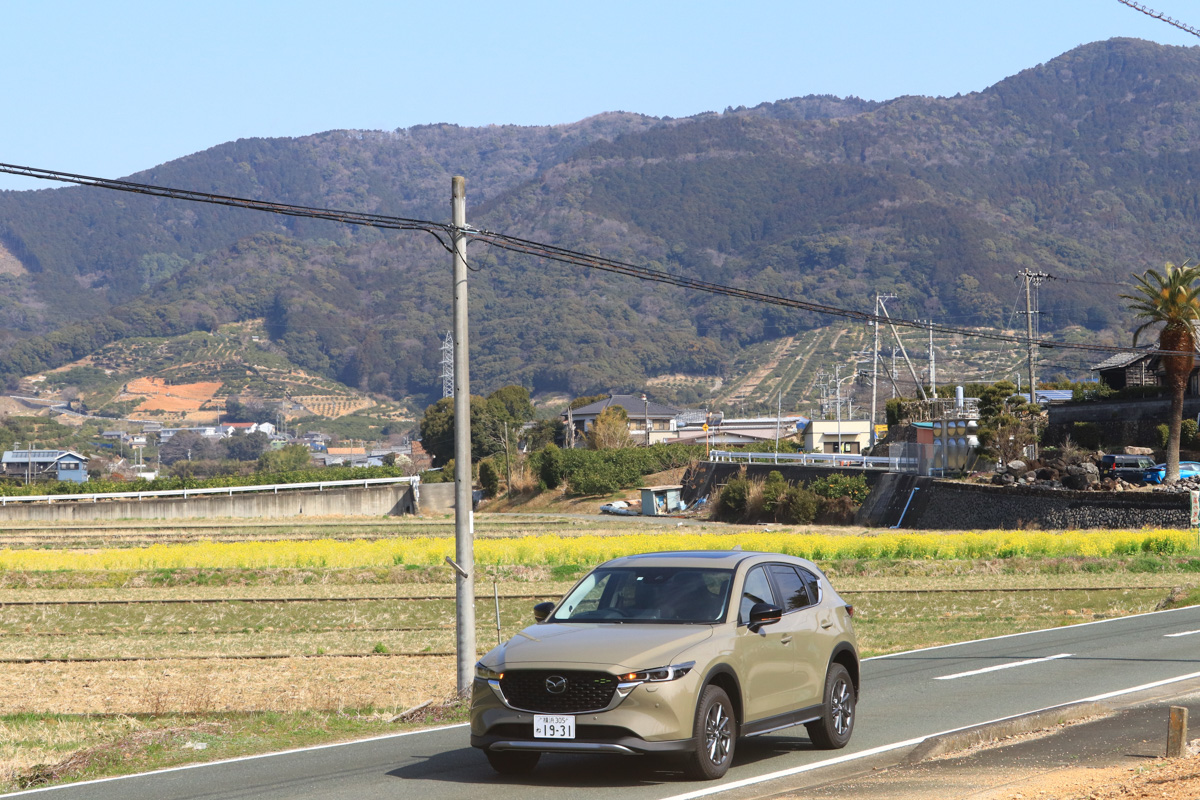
[844,604,855,618]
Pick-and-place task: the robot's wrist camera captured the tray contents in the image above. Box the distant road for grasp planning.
[6,395,149,425]
[10,605,1200,800]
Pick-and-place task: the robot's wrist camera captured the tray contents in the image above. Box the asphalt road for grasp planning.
[10,604,1200,800]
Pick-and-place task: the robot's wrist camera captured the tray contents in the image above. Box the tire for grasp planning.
[806,663,855,749]
[484,749,540,775]
[682,685,737,780]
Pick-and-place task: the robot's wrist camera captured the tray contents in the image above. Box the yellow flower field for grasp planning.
[0,529,1195,571]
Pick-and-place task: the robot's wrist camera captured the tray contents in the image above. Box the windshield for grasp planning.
[552,567,733,624]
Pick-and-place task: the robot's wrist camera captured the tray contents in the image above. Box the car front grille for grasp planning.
[498,670,619,713]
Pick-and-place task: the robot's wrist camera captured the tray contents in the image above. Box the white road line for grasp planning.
[1165,629,1200,638]
[933,653,1073,681]
[655,669,1200,800]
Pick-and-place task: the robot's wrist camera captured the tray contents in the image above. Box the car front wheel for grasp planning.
[806,663,855,749]
[683,684,737,780]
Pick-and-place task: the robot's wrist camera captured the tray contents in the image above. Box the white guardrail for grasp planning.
[0,476,420,506]
[710,450,916,471]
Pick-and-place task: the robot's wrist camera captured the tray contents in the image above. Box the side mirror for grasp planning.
[533,601,555,623]
[744,604,782,633]
[748,602,783,632]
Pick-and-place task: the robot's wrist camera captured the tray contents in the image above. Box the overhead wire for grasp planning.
[0,161,1189,362]
[0,162,456,253]
[1116,0,1200,39]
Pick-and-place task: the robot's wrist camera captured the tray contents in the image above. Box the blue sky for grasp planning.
[1,0,1197,191]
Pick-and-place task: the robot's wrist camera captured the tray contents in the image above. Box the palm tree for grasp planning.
[1121,261,1200,484]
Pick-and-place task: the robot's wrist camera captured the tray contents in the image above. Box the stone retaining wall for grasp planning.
[900,481,1190,530]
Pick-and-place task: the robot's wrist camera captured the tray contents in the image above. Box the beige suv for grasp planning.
[470,550,859,780]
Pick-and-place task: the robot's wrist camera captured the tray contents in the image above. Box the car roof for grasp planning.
[600,550,806,570]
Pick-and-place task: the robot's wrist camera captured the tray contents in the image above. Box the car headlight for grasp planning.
[620,662,694,683]
[475,663,504,681]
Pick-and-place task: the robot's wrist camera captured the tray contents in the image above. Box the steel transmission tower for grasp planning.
[440,330,454,398]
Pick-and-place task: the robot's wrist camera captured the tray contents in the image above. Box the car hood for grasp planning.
[488,623,715,672]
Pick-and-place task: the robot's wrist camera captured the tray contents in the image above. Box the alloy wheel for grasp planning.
[830,676,853,736]
[704,699,732,765]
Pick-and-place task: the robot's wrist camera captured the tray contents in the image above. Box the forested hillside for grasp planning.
[1,38,1198,406]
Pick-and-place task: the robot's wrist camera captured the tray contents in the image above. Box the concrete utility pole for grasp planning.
[871,294,895,444]
[774,388,782,463]
[451,176,475,695]
[503,421,513,499]
[928,321,936,396]
[642,393,650,447]
[1017,269,1053,405]
[1017,268,1054,462]
[835,364,843,456]
[892,349,897,399]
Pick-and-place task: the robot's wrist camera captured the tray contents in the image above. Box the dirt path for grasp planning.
[726,335,795,406]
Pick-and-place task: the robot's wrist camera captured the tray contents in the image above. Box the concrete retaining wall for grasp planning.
[417,483,455,515]
[0,484,417,522]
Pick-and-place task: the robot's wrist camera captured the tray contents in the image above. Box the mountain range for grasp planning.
[1,37,1198,409]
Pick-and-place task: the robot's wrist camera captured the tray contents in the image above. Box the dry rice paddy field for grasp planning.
[1,515,1199,791]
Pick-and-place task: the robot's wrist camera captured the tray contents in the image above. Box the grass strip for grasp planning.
[2,529,1198,571]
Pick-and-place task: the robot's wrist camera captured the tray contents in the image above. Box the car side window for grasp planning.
[739,566,776,624]
[799,568,822,606]
[768,565,813,612]
[561,573,611,617]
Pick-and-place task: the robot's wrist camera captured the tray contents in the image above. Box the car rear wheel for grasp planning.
[683,684,736,780]
[484,749,540,775]
[806,663,855,749]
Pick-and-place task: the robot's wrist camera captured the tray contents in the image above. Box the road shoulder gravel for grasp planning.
[768,679,1200,800]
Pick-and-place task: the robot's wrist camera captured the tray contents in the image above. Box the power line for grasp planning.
[1116,0,1200,39]
[0,161,1189,362]
[0,162,455,250]
[466,227,1172,357]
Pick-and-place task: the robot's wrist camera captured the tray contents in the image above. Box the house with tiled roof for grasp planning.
[562,394,682,446]
[1091,345,1200,396]
[1091,348,1159,392]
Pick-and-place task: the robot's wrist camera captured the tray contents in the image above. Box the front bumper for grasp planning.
[470,672,698,755]
[470,730,693,755]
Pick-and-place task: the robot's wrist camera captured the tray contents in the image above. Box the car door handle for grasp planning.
[780,635,793,644]
[820,621,833,629]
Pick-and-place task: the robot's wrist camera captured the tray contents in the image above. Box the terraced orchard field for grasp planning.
[0,517,1198,790]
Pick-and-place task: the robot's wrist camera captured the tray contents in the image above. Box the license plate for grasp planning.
[533,714,575,739]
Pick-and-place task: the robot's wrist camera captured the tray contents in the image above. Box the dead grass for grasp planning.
[0,655,456,715]
[850,587,1169,657]
[0,717,228,789]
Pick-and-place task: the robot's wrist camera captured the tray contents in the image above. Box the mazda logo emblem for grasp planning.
[545,676,568,694]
